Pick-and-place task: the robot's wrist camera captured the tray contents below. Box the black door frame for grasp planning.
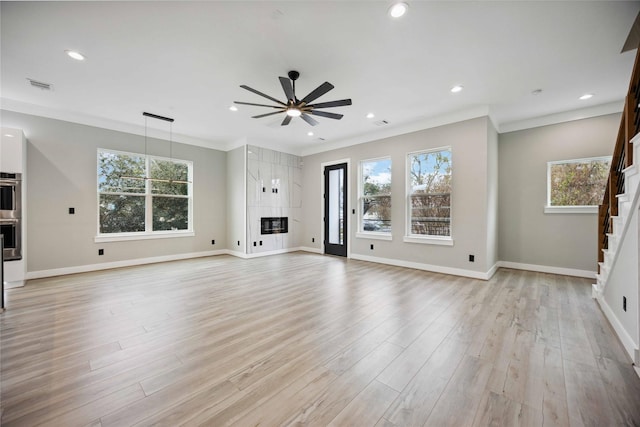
[323,161,348,257]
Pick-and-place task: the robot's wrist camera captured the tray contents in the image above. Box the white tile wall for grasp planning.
[246,145,302,253]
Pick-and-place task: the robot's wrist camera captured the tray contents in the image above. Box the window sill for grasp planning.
[544,206,597,214]
[355,232,392,241]
[403,235,454,246]
[95,231,195,243]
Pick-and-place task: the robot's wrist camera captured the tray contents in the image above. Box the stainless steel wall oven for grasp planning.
[0,173,22,260]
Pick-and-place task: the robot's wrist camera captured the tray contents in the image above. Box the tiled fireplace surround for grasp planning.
[246,145,302,254]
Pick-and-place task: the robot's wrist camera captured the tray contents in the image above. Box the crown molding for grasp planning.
[299,105,491,157]
[498,101,624,133]
[1,97,227,151]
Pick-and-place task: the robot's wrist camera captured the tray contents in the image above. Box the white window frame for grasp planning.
[95,148,194,242]
[544,155,611,214]
[404,147,453,246]
[356,156,392,241]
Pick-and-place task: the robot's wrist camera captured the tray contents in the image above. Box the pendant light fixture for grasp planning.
[143,112,191,185]
[123,112,190,184]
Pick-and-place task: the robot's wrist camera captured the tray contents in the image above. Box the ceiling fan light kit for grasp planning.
[286,108,302,117]
[389,2,409,18]
[234,70,352,126]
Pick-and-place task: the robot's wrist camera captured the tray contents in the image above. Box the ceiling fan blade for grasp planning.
[307,99,352,109]
[300,82,335,105]
[252,110,285,119]
[309,110,344,120]
[240,85,287,106]
[300,113,319,126]
[279,77,295,102]
[234,101,283,109]
[281,115,293,126]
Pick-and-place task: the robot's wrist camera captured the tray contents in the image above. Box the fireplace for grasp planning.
[261,217,288,234]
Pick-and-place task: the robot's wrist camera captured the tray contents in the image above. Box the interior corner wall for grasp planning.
[226,145,246,253]
[498,113,619,273]
[301,117,492,275]
[486,120,499,270]
[1,110,227,273]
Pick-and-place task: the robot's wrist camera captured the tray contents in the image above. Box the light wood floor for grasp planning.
[1,252,639,426]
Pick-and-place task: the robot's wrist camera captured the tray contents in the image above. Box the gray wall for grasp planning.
[1,108,620,276]
[1,110,227,272]
[226,145,246,254]
[302,117,495,274]
[498,113,619,272]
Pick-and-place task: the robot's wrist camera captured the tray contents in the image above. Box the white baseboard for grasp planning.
[298,246,323,254]
[3,280,25,289]
[498,261,596,279]
[226,249,248,259]
[486,262,500,280]
[24,246,319,280]
[349,253,494,280]
[595,293,640,365]
[227,247,302,259]
[22,250,596,286]
[25,250,227,280]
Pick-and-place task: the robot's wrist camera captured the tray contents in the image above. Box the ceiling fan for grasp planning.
[234,70,352,126]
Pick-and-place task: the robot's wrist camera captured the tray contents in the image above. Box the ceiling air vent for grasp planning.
[373,119,389,126]
[27,78,53,91]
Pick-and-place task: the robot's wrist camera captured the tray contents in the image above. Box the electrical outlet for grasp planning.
[469,254,475,262]
[623,296,627,312]
[312,237,315,243]
[69,207,75,214]
[98,249,104,256]
[352,209,355,214]
[237,240,240,246]
[259,241,263,246]
[253,241,257,247]
[211,240,215,245]
[370,244,374,250]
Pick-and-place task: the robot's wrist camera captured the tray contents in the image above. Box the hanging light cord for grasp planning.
[122,112,189,184]
[144,115,148,164]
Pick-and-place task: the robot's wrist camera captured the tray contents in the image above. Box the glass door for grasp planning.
[324,163,347,257]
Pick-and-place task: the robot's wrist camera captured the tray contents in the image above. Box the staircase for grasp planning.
[594,136,640,292]
[592,47,640,369]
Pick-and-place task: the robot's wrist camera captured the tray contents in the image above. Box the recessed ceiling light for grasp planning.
[579,93,594,100]
[307,131,314,136]
[389,2,408,18]
[366,112,375,119]
[65,50,85,61]
[531,89,543,95]
[450,85,464,93]
[229,105,238,111]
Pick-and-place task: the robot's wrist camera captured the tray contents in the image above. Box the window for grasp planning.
[97,149,192,240]
[358,158,391,237]
[406,148,452,243]
[546,156,610,213]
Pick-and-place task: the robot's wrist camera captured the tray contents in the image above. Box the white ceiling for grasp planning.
[1,1,638,156]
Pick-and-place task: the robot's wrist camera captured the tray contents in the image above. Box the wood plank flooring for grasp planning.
[1,252,639,426]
